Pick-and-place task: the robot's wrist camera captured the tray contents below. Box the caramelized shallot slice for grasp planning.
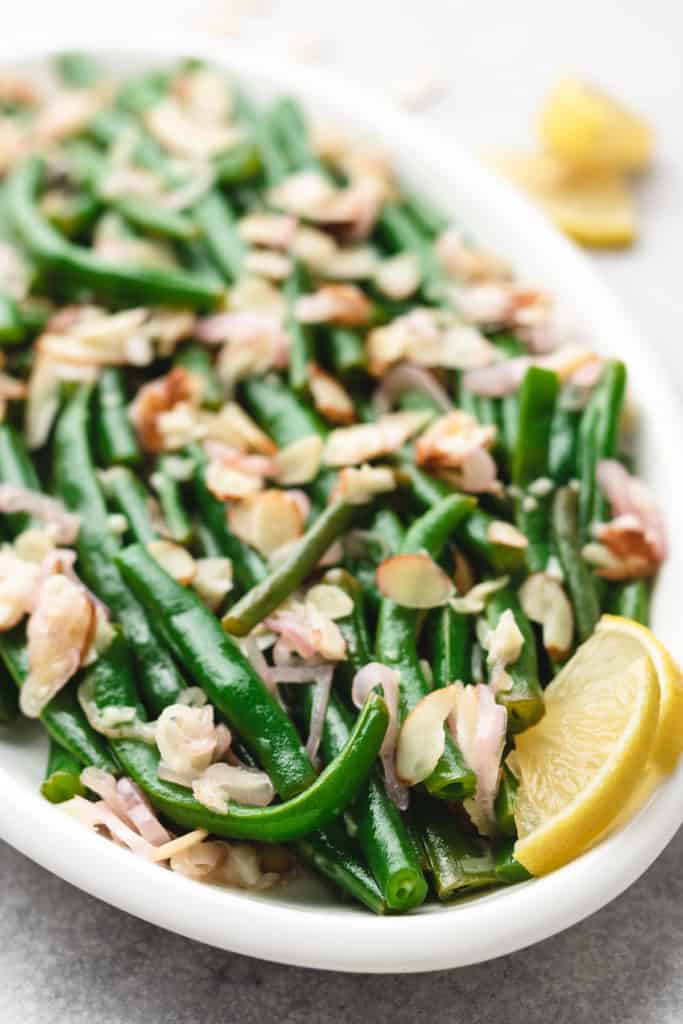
[450,683,507,836]
[519,573,573,661]
[352,662,407,809]
[20,574,95,717]
[192,762,275,811]
[396,685,460,786]
[0,485,80,544]
[376,553,454,609]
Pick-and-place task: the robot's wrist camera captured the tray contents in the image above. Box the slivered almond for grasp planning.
[147,540,197,585]
[396,685,459,786]
[376,553,454,609]
[205,460,263,501]
[274,435,324,486]
[487,520,528,549]
[331,465,396,504]
[519,572,574,660]
[309,364,355,425]
[228,490,304,558]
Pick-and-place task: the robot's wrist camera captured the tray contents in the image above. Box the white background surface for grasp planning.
[1,0,683,1018]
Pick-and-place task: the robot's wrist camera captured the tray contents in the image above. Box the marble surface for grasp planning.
[1,0,683,1018]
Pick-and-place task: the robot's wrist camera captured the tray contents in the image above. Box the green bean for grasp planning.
[241,374,327,446]
[174,343,223,409]
[376,496,477,801]
[193,189,245,283]
[54,52,102,88]
[549,404,580,484]
[102,465,158,544]
[41,738,86,804]
[151,457,193,545]
[493,764,518,837]
[577,361,626,537]
[286,262,315,396]
[552,486,600,642]
[94,368,142,468]
[0,660,18,724]
[402,191,449,238]
[189,444,267,594]
[512,367,559,572]
[410,792,497,900]
[610,579,650,625]
[326,327,367,381]
[0,423,41,535]
[54,386,188,716]
[0,293,25,345]
[429,604,472,688]
[232,91,289,188]
[223,500,355,636]
[301,686,428,911]
[8,158,223,310]
[114,196,198,242]
[493,839,532,884]
[486,588,544,732]
[213,141,262,185]
[295,825,386,915]
[378,202,445,304]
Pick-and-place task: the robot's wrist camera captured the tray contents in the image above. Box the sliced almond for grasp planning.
[129,367,202,452]
[376,553,454,609]
[244,250,292,281]
[205,460,263,501]
[395,685,460,786]
[274,435,324,486]
[487,520,528,549]
[374,251,421,300]
[450,576,509,615]
[485,608,524,667]
[228,490,304,558]
[331,464,396,505]
[305,584,354,620]
[309,364,355,425]
[323,410,430,467]
[203,402,277,455]
[518,572,574,660]
[147,540,197,585]
[295,283,373,326]
[193,556,232,613]
[238,213,297,249]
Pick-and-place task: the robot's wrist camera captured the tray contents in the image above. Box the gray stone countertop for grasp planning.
[1,828,681,1024]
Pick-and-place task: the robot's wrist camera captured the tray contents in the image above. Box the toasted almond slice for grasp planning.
[396,685,460,786]
[192,561,235,606]
[519,572,574,661]
[450,576,509,615]
[274,435,324,486]
[129,367,202,452]
[238,213,298,249]
[228,490,304,558]
[306,584,354,620]
[374,251,421,300]
[203,402,277,455]
[244,250,293,281]
[486,608,524,668]
[147,540,197,585]
[487,520,528,549]
[331,464,396,505]
[309,364,355,425]
[323,410,430,467]
[205,460,263,501]
[376,553,454,609]
[295,284,373,326]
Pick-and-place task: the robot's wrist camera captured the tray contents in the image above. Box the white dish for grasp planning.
[0,41,681,974]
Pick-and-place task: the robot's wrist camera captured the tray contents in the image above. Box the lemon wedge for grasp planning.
[489,151,636,248]
[512,629,660,876]
[539,77,653,173]
[597,616,683,773]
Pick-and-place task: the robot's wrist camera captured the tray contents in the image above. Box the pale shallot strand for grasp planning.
[352,662,407,809]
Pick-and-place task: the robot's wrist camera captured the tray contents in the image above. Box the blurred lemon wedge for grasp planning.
[539,77,653,173]
[489,151,636,247]
[512,622,662,876]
